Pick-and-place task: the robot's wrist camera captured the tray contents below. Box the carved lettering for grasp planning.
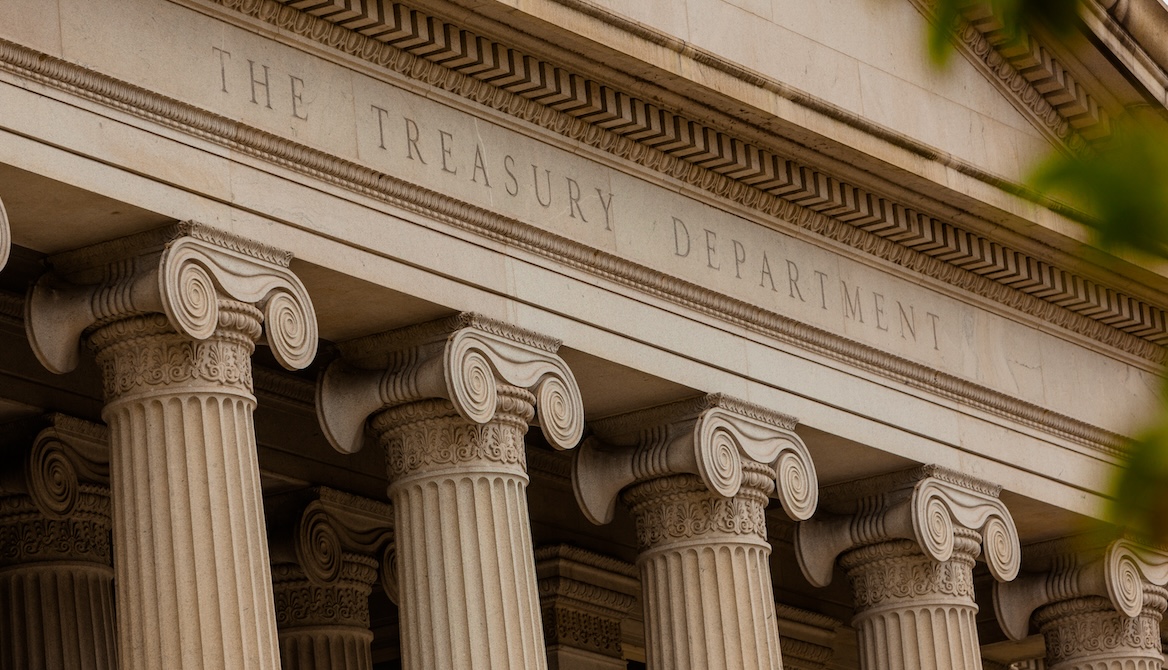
[212,47,231,93]
[289,75,307,120]
[814,271,829,310]
[439,130,457,174]
[596,190,614,231]
[732,240,746,279]
[248,59,272,109]
[760,252,776,292]
[472,145,491,187]
[899,302,916,341]
[504,155,518,196]
[533,166,553,207]
[842,281,863,323]
[874,292,888,331]
[673,218,691,258]
[787,260,804,302]
[704,230,720,270]
[372,105,390,150]
[928,312,941,350]
[213,48,309,120]
[566,178,586,221]
[405,118,425,163]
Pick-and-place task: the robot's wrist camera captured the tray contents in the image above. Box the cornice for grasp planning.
[0,12,1133,455]
[234,0,1168,356]
[910,0,1113,156]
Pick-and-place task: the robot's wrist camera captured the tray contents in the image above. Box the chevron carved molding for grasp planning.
[262,0,1166,353]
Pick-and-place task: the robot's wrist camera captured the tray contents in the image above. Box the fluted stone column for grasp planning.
[0,415,114,670]
[795,466,1021,670]
[995,539,1168,670]
[534,544,639,670]
[266,486,395,670]
[24,223,318,670]
[316,313,584,670]
[572,394,819,670]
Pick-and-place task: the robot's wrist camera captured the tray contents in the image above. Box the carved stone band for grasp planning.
[317,312,583,455]
[572,393,816,526]
[994,539,1168,641]
[25,221,317,375]
[795,465,1020,589]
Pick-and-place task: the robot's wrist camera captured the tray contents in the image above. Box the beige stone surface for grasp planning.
[995,539,1168,670]
[22,225,318,670]
[542,0,1055,182]
[574,395,818,670]
[0,415,116,670]
[317,314,585,670]
[796,467,1021,670]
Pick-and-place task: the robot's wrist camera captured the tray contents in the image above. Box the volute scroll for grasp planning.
[317,313,583,455]
[573,394,816,526]
[0,195,10,274]
[994,538,1168,641]
[25,222,318,375]
[794,466,1019,588]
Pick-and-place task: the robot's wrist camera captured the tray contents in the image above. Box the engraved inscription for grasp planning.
[670,216,942,350]
[212,47,309,120]
[370,109,617,231]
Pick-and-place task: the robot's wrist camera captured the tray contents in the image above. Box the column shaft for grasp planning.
[98,311,280,670]
[843,536,982,670]
[0,494,116,670]
[273,560,378,670]
[626,465,781,670]
[377,393,546,670]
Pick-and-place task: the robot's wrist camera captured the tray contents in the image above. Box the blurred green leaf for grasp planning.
[1111,411,1168,541]
[927,0,1078,66]
[1032,125,1168,261]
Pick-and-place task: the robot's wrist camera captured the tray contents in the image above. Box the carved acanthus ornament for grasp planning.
[0,414,116,670]
[795,466,1020,670]
[316,313,584,670]
[994,539,1168,670]
[266,487,394,670]
[24,223,318,670]
[573,394,817,670]
[534,544,639,670]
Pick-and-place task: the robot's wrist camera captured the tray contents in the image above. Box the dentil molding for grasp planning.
[0,24,1132,457]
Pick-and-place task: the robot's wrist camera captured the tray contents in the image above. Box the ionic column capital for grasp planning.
[267,486,395,591]
[572,393,817,526]
[0,413,117,670]
[267,487,395,670]
[25,221,317,374]
[795,465,1020,588]
[0,413,109,527]
[994,538,1168,641]
[0,195,10,272]
[317,312,583,455]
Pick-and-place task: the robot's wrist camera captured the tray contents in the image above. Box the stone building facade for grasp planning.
[0,0,1166,668]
